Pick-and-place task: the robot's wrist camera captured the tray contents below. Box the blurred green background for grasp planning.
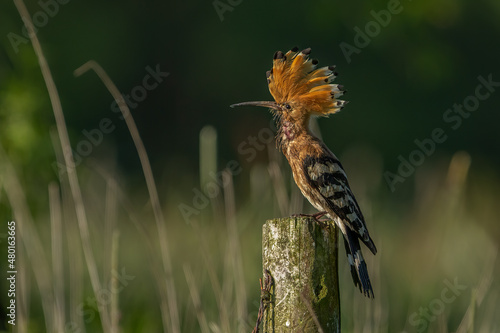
[1,0,499,332]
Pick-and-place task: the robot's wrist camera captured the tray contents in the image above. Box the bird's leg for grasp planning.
[293,211,327,220]
[292,211,330,227]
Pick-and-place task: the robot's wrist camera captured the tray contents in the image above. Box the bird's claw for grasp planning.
[292,211,330,228]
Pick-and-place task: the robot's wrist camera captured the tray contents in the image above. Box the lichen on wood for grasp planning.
[262,217,340,333]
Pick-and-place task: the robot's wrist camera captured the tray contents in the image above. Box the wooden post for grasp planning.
[262,217,340,333]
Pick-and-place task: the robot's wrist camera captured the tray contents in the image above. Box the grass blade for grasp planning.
[12,0,109,330]
[74,61,179,333]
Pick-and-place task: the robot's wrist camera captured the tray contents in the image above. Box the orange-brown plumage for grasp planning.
[232,47,376,298]
[267,47,346,119]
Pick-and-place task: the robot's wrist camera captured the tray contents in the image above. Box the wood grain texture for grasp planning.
[262,217,340,333]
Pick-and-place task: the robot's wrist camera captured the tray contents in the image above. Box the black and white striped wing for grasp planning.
[303,155,377,255]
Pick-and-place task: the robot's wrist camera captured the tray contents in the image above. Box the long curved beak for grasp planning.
[230,101,279,110]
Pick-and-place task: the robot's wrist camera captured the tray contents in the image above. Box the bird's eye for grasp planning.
[285,104,291,110]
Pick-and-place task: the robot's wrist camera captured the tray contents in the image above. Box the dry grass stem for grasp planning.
[12,0,109,329]
[74,60,179,333]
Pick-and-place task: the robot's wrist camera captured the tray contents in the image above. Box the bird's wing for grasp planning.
[303,154,377,254]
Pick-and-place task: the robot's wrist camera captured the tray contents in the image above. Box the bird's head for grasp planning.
[231,47,347,129]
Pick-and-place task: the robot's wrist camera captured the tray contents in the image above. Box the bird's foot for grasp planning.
[292,211,330,228]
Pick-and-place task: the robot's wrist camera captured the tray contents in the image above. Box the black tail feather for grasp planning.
[343,236,362,292]
[342,229,374,298]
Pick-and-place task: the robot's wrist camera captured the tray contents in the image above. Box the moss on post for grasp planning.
[262,217,340,333]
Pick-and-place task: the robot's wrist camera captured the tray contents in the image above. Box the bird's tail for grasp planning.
[343,228,374,298]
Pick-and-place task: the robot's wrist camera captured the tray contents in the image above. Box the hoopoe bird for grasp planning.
[231,47,377,298]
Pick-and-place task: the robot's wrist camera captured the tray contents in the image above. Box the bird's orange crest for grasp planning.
[267,47,347,116]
